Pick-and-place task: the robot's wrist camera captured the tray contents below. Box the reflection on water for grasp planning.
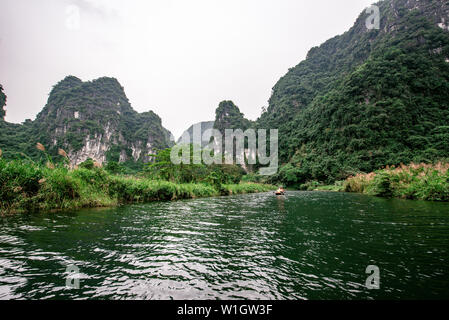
[276,195,285,212]
[0,191,448,300]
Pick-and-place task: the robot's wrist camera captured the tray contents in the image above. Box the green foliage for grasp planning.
[146,145,245,185]
[72,167,109,189]
[276,163,307,187]
[0,76,173,174]
[39,168,82,204]
[0,84,6,120]
[221,183,276,195]
[299,181,321,191]
[344,162,449,201]
[214,101,252,134]
[314,182,344,192]
[107,177,218,202]
[255,1,449,186]
[241,173,264,183]
[0,158,274,214]
[0,158,112,212]
[79,158,95,170]
[104,161,124,174]
[0,159,44,210]
[365,172,396,198]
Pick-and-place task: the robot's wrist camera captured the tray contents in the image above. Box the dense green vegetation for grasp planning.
[146,146,245,183]
[0,76,173,172]
[255,0,449,187]
[2,0,449,205]
[344,162,449,201]
[214,101,252,135]
[0,142,275,214]
[207,1,449,202]
[0,84,6,120]
[0,82,276,214]
[0,156,275,214]
[208,1,449,194]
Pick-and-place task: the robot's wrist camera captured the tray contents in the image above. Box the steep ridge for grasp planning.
[256,0,449,184]
[0,76,173,168]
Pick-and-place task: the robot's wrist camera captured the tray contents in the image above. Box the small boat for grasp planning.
[275,188,286,196]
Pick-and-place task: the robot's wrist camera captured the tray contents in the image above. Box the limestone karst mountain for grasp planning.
[0,76,173,169]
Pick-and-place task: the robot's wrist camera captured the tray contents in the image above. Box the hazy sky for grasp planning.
[0,0,374,138]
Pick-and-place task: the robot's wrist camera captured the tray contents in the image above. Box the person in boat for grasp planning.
[275,187,286,195]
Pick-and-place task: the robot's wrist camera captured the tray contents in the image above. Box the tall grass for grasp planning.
[222,183,276,195]
[0,158,275,214]
[344,162,449,201]
[107,176,218,202]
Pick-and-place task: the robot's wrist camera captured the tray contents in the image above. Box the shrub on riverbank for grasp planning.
[344,162,449,201]
[222,183,276,195]
[0,158,275,214]
[107,176,218,202]
[314,182,344,192]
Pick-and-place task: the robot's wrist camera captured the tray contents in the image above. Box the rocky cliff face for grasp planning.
[0,76,173,167]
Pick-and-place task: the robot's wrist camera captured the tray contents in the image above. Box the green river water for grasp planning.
[0,191,448,300]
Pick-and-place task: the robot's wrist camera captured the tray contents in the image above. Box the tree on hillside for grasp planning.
[0,84,6,120]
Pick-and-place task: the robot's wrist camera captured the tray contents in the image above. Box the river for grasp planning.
[0,191,448,299]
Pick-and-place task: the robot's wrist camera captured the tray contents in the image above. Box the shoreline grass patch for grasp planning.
[0,158,275,214]
[344,162,449,201]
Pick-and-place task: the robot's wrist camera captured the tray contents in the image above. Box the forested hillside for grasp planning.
[2,0,448,186]
[0,77,173,171]
[256,0,449,185]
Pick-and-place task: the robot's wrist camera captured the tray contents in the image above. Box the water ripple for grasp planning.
[0,192,449,299]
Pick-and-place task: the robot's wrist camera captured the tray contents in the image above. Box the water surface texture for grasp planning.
[1,191,448,299]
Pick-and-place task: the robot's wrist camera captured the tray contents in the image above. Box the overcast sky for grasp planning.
[0,0,374,138]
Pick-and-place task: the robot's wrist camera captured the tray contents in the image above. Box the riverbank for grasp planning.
[343,162,449,201]
[291,162,449,202]
[0,159,276,215]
